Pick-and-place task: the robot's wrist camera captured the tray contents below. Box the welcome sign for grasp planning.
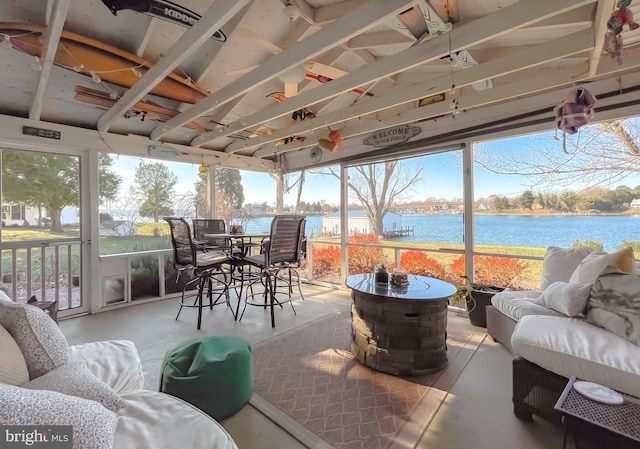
[363,125,421,148]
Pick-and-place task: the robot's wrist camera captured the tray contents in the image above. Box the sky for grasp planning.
[109,122,640,207]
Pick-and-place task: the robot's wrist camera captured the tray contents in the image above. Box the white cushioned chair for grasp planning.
[0,300,238,449]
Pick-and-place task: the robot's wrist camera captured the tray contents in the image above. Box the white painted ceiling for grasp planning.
[1,0,640,172]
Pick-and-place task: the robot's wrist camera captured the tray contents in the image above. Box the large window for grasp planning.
[344,151,464,282]
[281,167,340,283]
[472,116,640,289]
[97,153,280,304]
[2,205,26,222]
[289,151,465,285]
[98,154,282,255]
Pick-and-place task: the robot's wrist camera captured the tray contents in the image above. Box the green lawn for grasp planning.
[3,226,545,289]
[1,226,171,277]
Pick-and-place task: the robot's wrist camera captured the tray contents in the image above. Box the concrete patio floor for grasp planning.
[59,283,567,449]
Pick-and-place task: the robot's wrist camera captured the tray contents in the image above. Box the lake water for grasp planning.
[245,214,640,251]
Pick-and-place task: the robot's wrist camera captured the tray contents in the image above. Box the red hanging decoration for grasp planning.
[603,0,639,64]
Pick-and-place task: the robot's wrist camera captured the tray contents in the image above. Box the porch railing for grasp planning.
[0,239,81,310]
[306,237,545,292]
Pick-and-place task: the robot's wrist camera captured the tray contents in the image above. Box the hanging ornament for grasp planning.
[603,0,639,65]
[318,138,337,153]
[198,155,208,174]
[327,130,344,151]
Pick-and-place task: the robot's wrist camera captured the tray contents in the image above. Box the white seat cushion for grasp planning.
[512,315,640,397]
[68,340,144,395]
[115,390,238,449]
[491,290,564,321]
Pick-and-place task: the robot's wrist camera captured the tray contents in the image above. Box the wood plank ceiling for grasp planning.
[0,0,639,172]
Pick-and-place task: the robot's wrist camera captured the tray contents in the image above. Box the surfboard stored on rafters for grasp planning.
[0,22,209,104]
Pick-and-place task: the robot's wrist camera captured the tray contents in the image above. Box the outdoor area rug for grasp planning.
[250,309,485,449]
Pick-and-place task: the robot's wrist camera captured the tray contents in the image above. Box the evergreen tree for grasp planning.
[518,190,535,209]
[134,161,178,222]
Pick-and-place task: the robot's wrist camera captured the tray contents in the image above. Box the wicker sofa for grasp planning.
[486,246,640,423]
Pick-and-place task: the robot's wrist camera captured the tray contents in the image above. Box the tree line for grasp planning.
[483,185,640,212]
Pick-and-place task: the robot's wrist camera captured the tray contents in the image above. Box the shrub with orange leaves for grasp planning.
[448,255,528,288]
[311,245,341,277]
[399,250,446,279]
[348,234,384,274]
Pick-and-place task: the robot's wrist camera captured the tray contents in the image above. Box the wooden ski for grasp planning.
[74,86,207,132]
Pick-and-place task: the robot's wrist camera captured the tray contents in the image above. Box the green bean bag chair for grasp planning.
[159,336,253,421]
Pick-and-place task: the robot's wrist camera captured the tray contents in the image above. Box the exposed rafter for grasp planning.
[29,0,70,120]
[239,27,594,156]
[588,0,616,77]
[254,64,590,158]
[218,0,596,153]
[188,3,252,83]
[96,0,250,132]
[151,0,418,142]
[277,70,640,168]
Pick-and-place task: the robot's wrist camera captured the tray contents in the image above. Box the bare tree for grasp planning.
[474,118,640,191]
[173,192,197,218]
[322,161,423,236]
[102,186,142,236]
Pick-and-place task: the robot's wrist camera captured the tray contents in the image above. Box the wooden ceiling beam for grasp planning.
[279,69,640,169]
[588,0,616,77]
[134,17,156,57]
[173,0,417,145]
[255,65,592,160]
[223,0,596,153]
[313,0,368,24]
[347,31,413,49]
[247,28,593,157]
[189,3,252,84]
[29,0,71,121]
[96,0,250,132]
[524,4,593,29]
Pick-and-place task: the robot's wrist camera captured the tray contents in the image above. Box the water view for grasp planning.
[245,214,640,251]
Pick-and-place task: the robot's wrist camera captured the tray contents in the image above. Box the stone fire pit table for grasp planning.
[346,273,457,376]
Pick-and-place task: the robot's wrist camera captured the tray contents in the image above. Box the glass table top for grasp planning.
[346,273,457,300]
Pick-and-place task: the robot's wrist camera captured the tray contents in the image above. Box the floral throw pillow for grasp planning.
[587,265,640,345]
[23,360,127,412]
[0,302,68,379]
[0,384,118,449]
